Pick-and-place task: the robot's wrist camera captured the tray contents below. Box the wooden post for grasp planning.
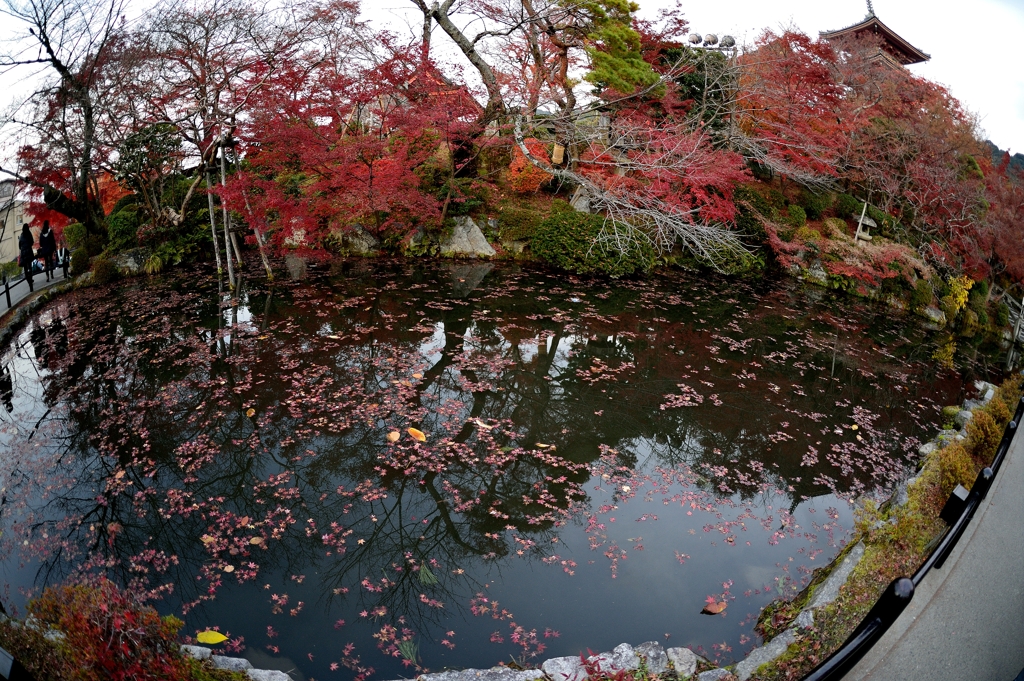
[1014,296,1024,345]
[3,275,10,309]
[854,200,869,244]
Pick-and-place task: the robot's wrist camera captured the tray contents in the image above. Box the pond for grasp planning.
[0,259,1003,679]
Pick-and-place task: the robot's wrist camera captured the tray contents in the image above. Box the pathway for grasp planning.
[0,271,67,318]
[846,417,1024,681]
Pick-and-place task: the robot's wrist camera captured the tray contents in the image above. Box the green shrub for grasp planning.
[995,302,1010,327]
[820,217,845,237]
[786,205,807,228]
[967,409,1001,464]
[107,207,140,253]
[63,223,87,250]
[765,188,787,212]
[800,190,833,220]
[835,193,861,219]
[973,279,989,300]
[109,193,139,215]
[497,207,544,242]
[84,233,105,257]
[70,249,89,277]
[911,279,933,311]
[792,226,821,243]
[91,256,118,285]
[940,405,960,429]
[976,309,989,329]
[866,205,893,233]
[0,261,19,281]
[531,210,654,277]
[939,442,974,496]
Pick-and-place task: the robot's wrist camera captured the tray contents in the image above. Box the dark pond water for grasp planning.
[0,259,1005,679]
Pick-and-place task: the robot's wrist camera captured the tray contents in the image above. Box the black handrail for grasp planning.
[802,394,1024,681]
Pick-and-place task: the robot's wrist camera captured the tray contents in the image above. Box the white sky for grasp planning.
[363,0,1024,155]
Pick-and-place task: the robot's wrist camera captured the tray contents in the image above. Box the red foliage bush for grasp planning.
[508,139,550,193]
[29,579,188,681]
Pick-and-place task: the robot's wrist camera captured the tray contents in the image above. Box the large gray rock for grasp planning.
[112,249,146,274]
[920,306,947,328]
[247,670,293,681]
[420,668,544,681]
[180,645,212,660]
[697,669,734,681]
[794,610,814,630]
[734,629,796,681]
[569,187,591,214]
[975,380,997,404]
[212,655,254,671]
[587,643,639,674]
[666,647,697,678]
[634,641,668,674]
[342,226,380,255]
[918,441,938,458]
[954,409,973,430]
[542,656,587,681]
[440,217,496,258]
[808,542,865,609]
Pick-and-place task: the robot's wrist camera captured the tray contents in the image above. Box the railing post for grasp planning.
[3,275,9,310]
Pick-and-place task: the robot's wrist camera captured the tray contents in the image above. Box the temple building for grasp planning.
[820,2,929,68]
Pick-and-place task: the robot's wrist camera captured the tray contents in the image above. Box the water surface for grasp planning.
[0,259,998,678]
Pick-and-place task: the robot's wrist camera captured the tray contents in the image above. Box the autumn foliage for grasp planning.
[27,579,188,681]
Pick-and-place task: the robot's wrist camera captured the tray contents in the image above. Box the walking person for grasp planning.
[38,220,56,282]
[17,224,34,292]
[55,239,70,279]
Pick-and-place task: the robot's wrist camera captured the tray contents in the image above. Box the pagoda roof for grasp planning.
[820,14,930,65]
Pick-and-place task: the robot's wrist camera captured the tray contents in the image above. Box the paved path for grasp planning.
[847,420,1024,681]
[0,271,67,316]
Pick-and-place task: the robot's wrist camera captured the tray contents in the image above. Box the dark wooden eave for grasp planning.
[820,15,930,65]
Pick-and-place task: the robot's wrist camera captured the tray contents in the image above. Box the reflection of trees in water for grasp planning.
[0,261,977,636]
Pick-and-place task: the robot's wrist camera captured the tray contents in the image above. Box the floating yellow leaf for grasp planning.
[412,373,423,379]
[249,537,263,545]
[222,565,235,573]
[407,428,427,442]
[245,408,256,418]
[196,630,229,645]
[536,443,552,449]
[850,424,859,431]
[387,431,401,443]
[201,535,216,544]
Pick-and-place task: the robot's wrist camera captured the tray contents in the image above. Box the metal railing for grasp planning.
[802,394,1024,680]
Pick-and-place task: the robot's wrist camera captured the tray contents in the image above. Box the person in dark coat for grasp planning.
[17,224,34,292]
[55,239,70,279]
[38,220,56,281]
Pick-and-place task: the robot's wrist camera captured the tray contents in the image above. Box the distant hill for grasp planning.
[986,140,1024,175]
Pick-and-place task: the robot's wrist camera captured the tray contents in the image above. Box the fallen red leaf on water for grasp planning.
[701,600,727,615]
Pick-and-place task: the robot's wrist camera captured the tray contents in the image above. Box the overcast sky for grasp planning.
[365,0,1024,155]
